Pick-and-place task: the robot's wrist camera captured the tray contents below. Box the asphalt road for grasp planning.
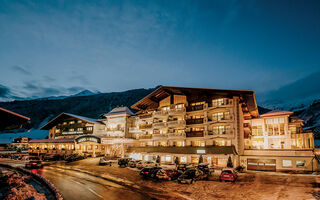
[0,159,151,200]
[32,166,150,200]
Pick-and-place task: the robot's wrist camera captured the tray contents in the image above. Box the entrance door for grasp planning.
[247,159,276,171]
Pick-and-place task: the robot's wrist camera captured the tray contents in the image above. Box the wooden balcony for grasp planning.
[168,108,186,115]
[139,124,152,129]
[139,114,153,119]
[186,118,204,125]
[208,116,233,123]
[153,134,167,139]
[186,131,204,137]
[153,122,166,128]
[138,135,152,139]
[153,110,168,116]
[168,133,186,138]
[167,120,186,127]
[207,130,233,136]
[186,104,204,112]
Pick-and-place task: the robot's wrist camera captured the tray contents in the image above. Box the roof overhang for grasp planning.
[131,86,259,118]
[0,107,30,131]
[40,112,97,130]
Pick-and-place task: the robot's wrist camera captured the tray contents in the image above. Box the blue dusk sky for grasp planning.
[0,0,319,99]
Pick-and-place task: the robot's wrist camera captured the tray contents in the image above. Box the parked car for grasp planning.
[140,167,162,179]
[177,168,201,184]
[219,168,238,182]
[118,158,132,167]
[136,161,156,169]
[128,160,141,168]
[65,154,84,162]
[43,154,61,161]
[177,163,195,172]
[197,163,214,175]
[156,169,182,181]
[25,156,43,168]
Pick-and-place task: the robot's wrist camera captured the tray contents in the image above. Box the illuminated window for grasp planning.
[63,122,67,125]
[212,98,224,106]
[78,120,82,123]
[55,129,60,133]
[282,160,292,167]
[87,127,93,131]
[69,121,75,124]
[69,128,74,132]
[180,156,187,163]
[296,160,305,168]
[77,127,83,131]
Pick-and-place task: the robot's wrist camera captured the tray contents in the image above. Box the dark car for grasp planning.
[43,154,61,161]
[177,163,195,172]
[25,157,43,168]
[177,169,200,184]
[140,167,162,179]
[118,158,132,167]
[156,169,182,180]
[219,168,238,182]
[197,163,214,175]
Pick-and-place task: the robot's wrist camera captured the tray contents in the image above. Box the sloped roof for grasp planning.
[0,107,30,131]
[260,110,294,117]
[29,138,75,143]
[40,112,99,130]
[104,106,134,116]
[131,86,258,118]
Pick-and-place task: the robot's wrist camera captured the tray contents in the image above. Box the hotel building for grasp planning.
[27,86,318,172]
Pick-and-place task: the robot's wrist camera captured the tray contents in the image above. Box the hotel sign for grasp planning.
[196,149,206,154]
[75,136,101,144]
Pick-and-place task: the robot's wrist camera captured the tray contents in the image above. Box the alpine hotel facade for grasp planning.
[28,86,318,172]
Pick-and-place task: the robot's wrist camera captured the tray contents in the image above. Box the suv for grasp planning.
[177,169,200,184]
[198,163,214,175]
[219,168,238,182]
[25,156,43,168]
[177,163,195,172]
[128,160,141,168]
[118,158,132,167]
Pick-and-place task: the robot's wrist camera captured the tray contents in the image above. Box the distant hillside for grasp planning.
[0,87,158,130]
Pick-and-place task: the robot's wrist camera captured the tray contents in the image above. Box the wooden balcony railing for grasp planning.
[139,124,152,129]
[139,114,153,119]
[186,104,204,112]
[186,131,204,137]
[167,120,186,127]
[186,118,204,125]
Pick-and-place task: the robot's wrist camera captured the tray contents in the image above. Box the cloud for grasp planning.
[0,84,10,97]
[11,65,32,75]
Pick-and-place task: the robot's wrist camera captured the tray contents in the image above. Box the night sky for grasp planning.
[0,0,319,99]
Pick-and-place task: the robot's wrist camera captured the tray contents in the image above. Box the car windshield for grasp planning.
[222,170,232,174]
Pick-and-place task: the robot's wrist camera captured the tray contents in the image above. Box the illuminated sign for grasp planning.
[75,136,101,144]
[197,150,206,154]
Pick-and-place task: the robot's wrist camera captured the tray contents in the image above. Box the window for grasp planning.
[165,155,171,162]
[282,160,292,167]
[69,121,75,124]
[212,98,224,106]
[180,156,187,163]
[63,122,67,125]
[296,160,305,168]
[55,129,60,133]
[69,128,74,132]
[87,126,93,131]
[78,120,82,123]
[77,127,83,131]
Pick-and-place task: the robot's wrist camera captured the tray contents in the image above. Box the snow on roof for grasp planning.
[260,110,293,117]
[29,138,75,143]
[40,112,99,130]
[104,106,134,116]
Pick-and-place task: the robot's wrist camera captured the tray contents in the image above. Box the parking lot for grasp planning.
[53,158,320,200]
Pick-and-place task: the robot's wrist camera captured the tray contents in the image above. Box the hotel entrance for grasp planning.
[75,135,104,157]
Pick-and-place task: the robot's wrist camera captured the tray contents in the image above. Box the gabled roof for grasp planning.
[131,86,258,118]
[260,110,294,117]
[0,107,30,131]
[104,106,134,116]
[40,112,99,130]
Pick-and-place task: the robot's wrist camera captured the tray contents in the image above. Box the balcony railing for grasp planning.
[139,124,152,129]
[153,110,168,116]
[167,120,186,127]
[168,108,186,115]
[186,118,204,125]
[208,116,233,123]
[139,114,153,119]
[137,135,152,139]
[153,134,167,139]
[153,122,166,128]
[168,133,186,138]
[186,104,204,112]
[186,131,204,137]
[207,130,233,136]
